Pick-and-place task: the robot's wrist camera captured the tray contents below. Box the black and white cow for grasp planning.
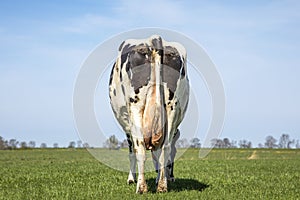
[109,35,189,193]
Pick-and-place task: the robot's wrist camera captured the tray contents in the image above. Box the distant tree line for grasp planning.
[211,134,300,149]
[210,138,252,148]
[102,134,300,149]
[259,134,298,149]
[0,136,89,150]
[0,137,39,150]
[1,133,299,150]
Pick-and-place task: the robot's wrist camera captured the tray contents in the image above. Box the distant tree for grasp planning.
[20,141,27,149]
[176,138,189,148]
[0,136,6,150]
[82,142,90,148]
[190,138,201,148]
[288,140,295,149]
[8,139,18,149]
[3,140,8,149]
[120,139,128,148]
[265,136,277,148]
[108,135,119,149]
[68,141,76,148]
[211,138,218,148]
[223,138,231,148]
[230,140,237,148]
[211,138,240,148]
[40,143,47,148]
[53,143,59,148]
[28,141,36,148]
[296,140,300,149]
[77,140,82,148]
[211,138,224,148]
[258,143,264,148]
[278,134,294,149]
[103,135,120,149]
[239,140,252,148]
[103,140,109,148]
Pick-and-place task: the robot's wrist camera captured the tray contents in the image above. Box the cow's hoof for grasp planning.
[168,177,175,182]
[136,183,148,194]
[157,180,168,192]
[127,179,136,184]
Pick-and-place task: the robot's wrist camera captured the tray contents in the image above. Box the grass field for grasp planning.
[0,148,299,200]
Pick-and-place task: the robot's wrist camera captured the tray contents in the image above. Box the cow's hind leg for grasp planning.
[155,128,179,192]
[151,148,161,185]
[126,134,137,184]
[133,137,148,193]
[168,129,180,182]
[128,153,137,184]
[129,104,148,193]
[156,144,170,192]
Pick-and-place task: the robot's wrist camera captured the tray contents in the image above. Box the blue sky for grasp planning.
[0,0,299,147]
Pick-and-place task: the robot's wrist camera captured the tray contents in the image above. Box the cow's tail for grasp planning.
[143,48,167,150]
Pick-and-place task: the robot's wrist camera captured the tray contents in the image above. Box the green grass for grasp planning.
[0,149,299,200]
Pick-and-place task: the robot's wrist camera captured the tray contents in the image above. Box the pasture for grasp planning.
[0,148,299,199]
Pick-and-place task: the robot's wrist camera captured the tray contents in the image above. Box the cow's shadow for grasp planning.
[147,178,209,193]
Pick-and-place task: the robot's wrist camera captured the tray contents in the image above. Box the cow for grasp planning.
[109,35,189,193]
